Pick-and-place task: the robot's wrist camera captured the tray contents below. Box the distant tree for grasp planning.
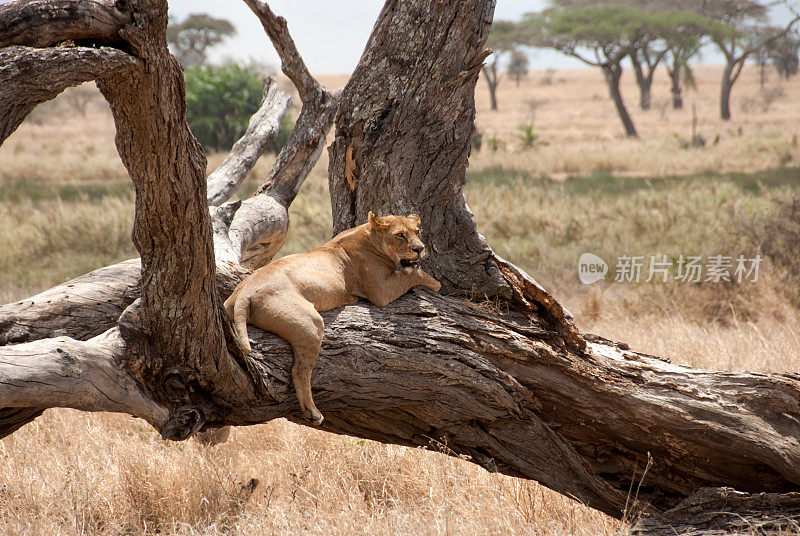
[704,1,799,119]
[768,33,800,78]
[482,20,517,110]
[518,5,646,137]
[167,13,236,67]
[658,11,716,109]
[508,50,530,86]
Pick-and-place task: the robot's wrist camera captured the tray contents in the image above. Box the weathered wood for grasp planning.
[326,0,582,351]
[5,271,800,521]
[0,259,248,346]
[0,0,129,48]
[222,291,800,519]
[0,45,135,144]
[632,488,800,535]
[95,0,255,420]
[206,78,291,207]
[2,0,800,532]
[205,0,340,271]
[0,328,168,436]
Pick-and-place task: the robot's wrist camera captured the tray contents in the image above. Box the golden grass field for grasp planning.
[1,63,799,535]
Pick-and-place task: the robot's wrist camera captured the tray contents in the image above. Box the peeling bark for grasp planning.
[1,0,800,532]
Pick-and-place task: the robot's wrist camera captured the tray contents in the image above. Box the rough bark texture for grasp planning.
[0,45,135,144]
[326,0,582,351]
[632,488,800,535]
[94,0,255,419]
[3,0,800,532]
[0,0,129,48]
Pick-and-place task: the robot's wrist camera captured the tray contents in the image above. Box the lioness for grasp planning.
[225,212,441,425]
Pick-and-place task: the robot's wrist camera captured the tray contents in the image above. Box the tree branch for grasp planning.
[0,0,130,48]
[213,290,800,520]
[0,45,136,144]
[206,78,291,207]
[0,328,168,434]
[242,0,319,102]
[632,488,800,535]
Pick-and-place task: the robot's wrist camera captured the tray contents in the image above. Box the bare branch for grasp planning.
[0,259,248,346]
[242,0,320,102]
[0,329,168,433]
[206,78,291,206]
[0,0,129,48]
[0,45,136,145]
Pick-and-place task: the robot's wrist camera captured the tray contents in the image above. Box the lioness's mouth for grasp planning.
[400,258,420,268]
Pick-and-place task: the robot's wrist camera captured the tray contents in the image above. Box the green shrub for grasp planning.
[184,63,291,153]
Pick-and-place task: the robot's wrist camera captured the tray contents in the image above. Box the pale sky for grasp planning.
[168,0,580,73]
[167,1,797,74]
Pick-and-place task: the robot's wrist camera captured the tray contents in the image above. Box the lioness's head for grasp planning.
[368,211,426,272]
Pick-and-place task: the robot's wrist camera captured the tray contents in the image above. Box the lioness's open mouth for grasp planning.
[400,258,420,268]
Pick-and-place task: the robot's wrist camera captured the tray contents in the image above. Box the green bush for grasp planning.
[184,63,291,153]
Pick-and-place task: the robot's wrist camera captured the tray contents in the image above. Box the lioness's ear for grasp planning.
[368,211,389,231]
[407,213,421,225]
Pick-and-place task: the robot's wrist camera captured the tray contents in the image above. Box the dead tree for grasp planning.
[1,0,800,533]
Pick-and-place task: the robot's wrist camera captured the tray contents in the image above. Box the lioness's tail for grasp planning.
[232,295,252,355]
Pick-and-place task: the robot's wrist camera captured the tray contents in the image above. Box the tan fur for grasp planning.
[224,213,441,425]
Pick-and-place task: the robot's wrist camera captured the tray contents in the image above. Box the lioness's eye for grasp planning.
[397,232,406,240]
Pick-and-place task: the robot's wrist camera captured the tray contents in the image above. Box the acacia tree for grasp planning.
[660,11,715,109]
[167,12,236,67]
[3,0,800,534]
[507,49,529,86]
[704,1,800,119]
[482,20,517,111]
[519,5,643,137]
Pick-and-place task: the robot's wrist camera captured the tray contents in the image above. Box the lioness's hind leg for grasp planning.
[249,299,325,425]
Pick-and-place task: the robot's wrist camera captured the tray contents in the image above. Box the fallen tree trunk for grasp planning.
[2,0,800,533]
[4,264,800,520]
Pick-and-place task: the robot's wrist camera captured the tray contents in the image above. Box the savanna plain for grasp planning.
[1,65,799,535]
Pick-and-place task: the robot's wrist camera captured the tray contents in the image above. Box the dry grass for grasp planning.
[466,65,800,178]
[0,413,618,536]
[1,65,799,535]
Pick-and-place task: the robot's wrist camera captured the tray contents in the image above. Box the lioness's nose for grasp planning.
[413,246,424,254]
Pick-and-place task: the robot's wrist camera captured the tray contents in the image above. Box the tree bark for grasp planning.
[0,45,135,144]
[0,0,129,48]
[631,488,800,535]
[326,0,582,350]
[6,269,800,522]
[3,0,800,532]
[93,0,255,422]
[603,64,638,138]
[630,52,653,111]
